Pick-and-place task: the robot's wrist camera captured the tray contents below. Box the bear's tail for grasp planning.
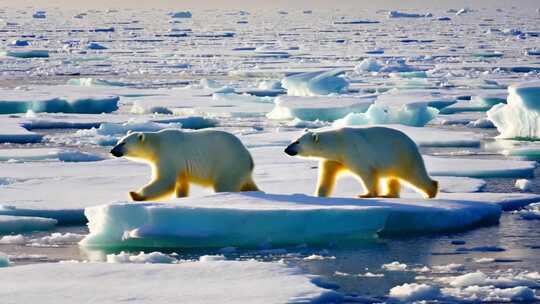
[427,180,439,199]
[241,178,260,192]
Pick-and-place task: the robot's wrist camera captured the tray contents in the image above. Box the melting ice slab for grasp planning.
[0,215,57,233]
[0,261,334,303]
[282,70,349,96]
[488,82,540,139]
[81,192,501,248]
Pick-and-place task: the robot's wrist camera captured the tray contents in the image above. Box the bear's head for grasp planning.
[285,130,324,158]
[110,131,155,160]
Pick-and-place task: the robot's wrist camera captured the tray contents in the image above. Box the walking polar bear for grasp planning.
[284,127,438,199]
[110,129,259,201]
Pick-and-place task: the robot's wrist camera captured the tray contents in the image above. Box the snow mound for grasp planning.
[267,95,374,121]
[282,70,349,96]
[81,192,501,248]
[0,261,335,303]
[487,82,540,139]
[0,215,57,234]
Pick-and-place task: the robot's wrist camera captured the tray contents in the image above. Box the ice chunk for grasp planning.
[0,148,102,162]
[441,92,507,114]
[282,70,349,96]
[388,11,433,18]
[1,49,49,58]
[0,261,333,303]
[0,88,119,114]
[487,82,540,139]
[86,42,107,50]
[0,215,57,233]
[354,58,381,73]
[515,203,540,220]
[32,11,46,18]
[515,179,533,192]
[382,261,408,271]
[106,251,177,264]
[81,192,501,248]
[267,95,374,121]
[333,103,438,127]
[389,283,441,302]
[67,78,126,87]
[10,39,29,47]
[170,11,192,18]
[0,252,9,267]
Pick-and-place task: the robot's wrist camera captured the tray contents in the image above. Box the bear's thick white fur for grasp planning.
[284,127,438,199]
[111,129,259,201]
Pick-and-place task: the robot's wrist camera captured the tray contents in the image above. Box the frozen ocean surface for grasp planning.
[0,4,540,303]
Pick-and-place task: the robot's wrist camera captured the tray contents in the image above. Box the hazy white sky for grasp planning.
[2,0,539,10]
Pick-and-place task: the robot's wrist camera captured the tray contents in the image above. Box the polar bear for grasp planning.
[284,127,438,199]
[110,129,259,201]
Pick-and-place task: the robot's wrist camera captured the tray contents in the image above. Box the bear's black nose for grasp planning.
[110,143,124,157]
[284,145,298,156]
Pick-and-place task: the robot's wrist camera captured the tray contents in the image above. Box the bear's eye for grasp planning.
[294,141,300,144]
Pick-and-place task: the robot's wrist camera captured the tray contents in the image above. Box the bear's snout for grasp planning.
[284,143,298,156]
[110,143,125,157]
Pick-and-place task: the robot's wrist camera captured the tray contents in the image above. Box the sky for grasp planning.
[2,0,539,10]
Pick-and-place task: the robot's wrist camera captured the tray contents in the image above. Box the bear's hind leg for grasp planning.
[316,160,343,197]
[381,178,400,198]
[357,170,380,198]
[240,176,259,192]
[175,174,190,198]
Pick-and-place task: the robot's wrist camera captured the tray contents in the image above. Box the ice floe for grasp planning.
[80,192,501,248]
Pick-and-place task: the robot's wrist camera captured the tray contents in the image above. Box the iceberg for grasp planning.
[80,192,501,249]
[0,215,57,234]
[267,95,374,121]
[0,261,335,303]
[487,82,540,139]
[282,70,349,96]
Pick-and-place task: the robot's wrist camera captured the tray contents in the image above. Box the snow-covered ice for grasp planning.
[0,261,335,303]
[282,70,349,96]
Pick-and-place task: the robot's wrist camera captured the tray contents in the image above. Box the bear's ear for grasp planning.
[127,130,133,135]
[312,133,319,143]
[137,133,145,142]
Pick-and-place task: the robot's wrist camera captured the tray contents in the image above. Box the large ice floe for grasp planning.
[0,260,337,303]
[487,82,540,139]
[0,120,42,143]
[80,192,501,248]
[281,70,349,96]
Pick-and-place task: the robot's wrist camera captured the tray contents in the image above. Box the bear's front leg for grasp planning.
[131,175,176,201]
[354,168,379,198]
[315,160,343,197]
